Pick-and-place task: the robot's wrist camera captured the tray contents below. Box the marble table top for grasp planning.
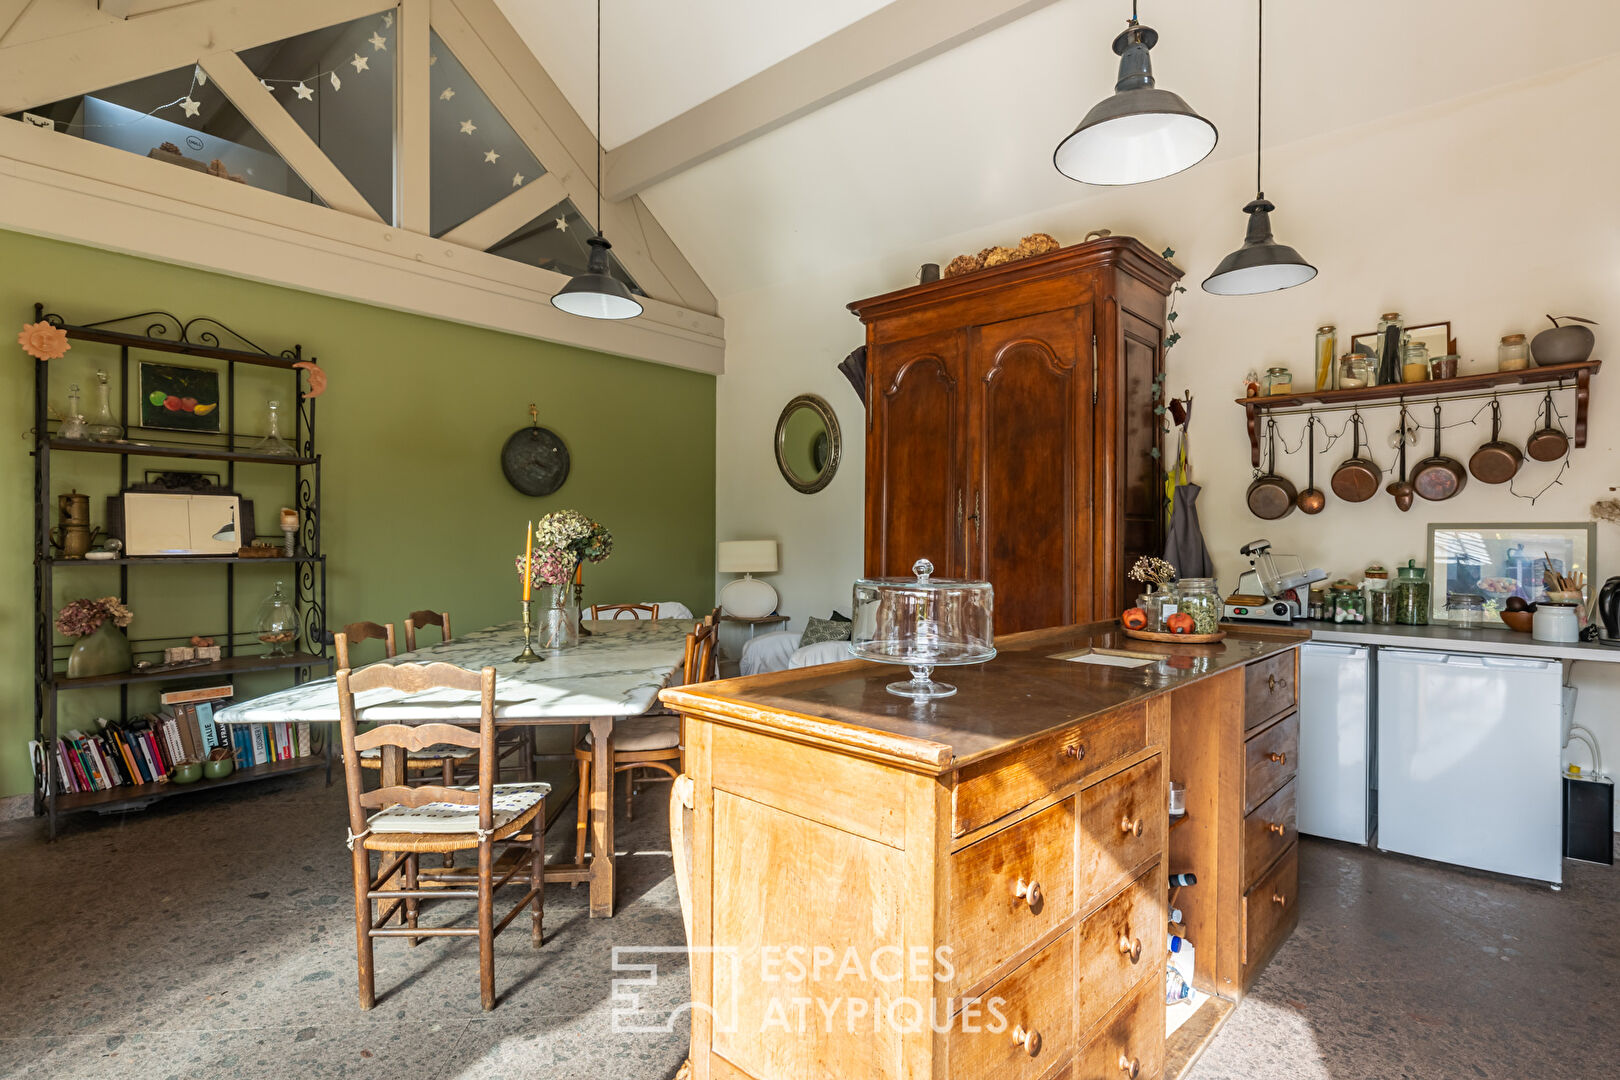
[216,619,691,724]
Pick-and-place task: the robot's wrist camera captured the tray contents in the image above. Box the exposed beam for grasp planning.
[440,171,567,251]
[98,0,136,18]
[394,0,430,232]
[0,0,34,46]
[0,0,390,114]
[200,50,384,223]
[602,0,1064,200]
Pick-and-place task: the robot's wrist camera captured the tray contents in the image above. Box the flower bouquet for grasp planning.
[56,596,134,678]
[515,511,613,648]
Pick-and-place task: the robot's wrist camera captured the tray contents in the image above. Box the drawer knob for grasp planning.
[1272,891,1287,906]
[1267,821,1286,836]
[1014,878,1043,910]
[1012,1024,1042,1057]
[1119,934,1142,963]
[1062,743,1086,762]
[1267,674,1279,691]
[1120,815,1144,839]
[1118,1053,1141,1078]
[1268,751,1287,764]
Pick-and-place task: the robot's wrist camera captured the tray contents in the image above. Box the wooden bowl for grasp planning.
[1500,610,1534,633]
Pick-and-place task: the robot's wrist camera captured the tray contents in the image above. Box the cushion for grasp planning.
[739,629,803,676]
[828,611,852,622]
[800,616,852,646]
[581,716,680,752]
[790,640,854,670]
[359,745,477,761]
[367,781,551,834]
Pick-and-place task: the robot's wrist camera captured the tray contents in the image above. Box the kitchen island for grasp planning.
[660,621,1308,1080]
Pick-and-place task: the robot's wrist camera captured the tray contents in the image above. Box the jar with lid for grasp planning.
[1308,586,1327,621]
[1315,326,1338,390]
[1263,366,1293,396]
[1369,588,1397,624]
[1446,592,1485,627]
[1498,334,1530,372]
[1337,354,1369,389]
[1376,312,1405,384]
[1393,559,1430,625]
[1136,588,1177,632]
[1401,340,1430,383]
[256,580,298,657]
[1176,577,1221,635]
[1364,563,1388,583]
[1331,580,1366,624]
[851,558,996,700]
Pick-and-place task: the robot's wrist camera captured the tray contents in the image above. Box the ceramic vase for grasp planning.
[67,620,132,679]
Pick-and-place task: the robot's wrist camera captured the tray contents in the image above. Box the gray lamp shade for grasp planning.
[1201,197,1317,296]
[1053,23,1217,186]
[551,236,644,320]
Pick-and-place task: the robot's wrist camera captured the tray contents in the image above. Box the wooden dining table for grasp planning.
[216,617,692,917]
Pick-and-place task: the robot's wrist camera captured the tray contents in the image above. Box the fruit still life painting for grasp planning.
[139,361,221,432]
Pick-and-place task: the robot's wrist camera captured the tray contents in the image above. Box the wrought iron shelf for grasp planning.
[46,438,315,466]
[1235,360,1599,468]
[47,555,323,567]
[50,757,325,816]
[39,307,303,369]
[51,651,327,690]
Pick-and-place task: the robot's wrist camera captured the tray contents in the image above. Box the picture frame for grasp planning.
[138,360,221,433]
[1426,522,1596,623]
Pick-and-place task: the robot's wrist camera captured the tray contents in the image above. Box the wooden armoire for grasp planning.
[849,237,1180,633]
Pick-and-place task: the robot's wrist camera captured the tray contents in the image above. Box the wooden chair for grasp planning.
[573,616,716,865]
[403,609,453,652]
[589,603,660,621]
[329,626,475,787]
[338,660,547,1011]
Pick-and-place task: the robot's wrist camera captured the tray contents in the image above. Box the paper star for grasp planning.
[459,119,477,135]
[439,87,456,101]
[429,53,438,66]
[260,78,275,92]
[555,217,568,232]
[382,11,393,27]
[512,173,525,188]
[483,149,500,163]
[180,97,201,118]
[330,71,342,91]
[293,82,314,101]
[194,65,207,87]
[350,53,369,73]
[368,31,387,51]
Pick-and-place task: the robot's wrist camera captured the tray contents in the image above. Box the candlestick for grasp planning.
[512,599,543,663]
[522,520,533,602]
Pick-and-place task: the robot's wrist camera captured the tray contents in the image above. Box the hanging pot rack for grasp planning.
[1235,359,1598,467]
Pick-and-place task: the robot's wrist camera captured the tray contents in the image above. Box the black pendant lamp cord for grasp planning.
[1255,0,1264,196]
[595,0,603,230]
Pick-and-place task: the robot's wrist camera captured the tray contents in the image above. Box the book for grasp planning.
[250,725,270,767]
[296,722,312,760]
[159,683,235,706]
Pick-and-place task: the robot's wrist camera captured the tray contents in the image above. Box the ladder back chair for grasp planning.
[403,609,452,652]
[330,628,475,787]
[338,660,548,1012]
[573,615,717,866]
[589,603,660,621]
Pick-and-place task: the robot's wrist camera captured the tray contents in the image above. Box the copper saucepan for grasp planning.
[1411,402,1468,501]
[1526,391,1569,462]
[1247,420,1297,520]
[1468,399,1523,484]
[1330,412,1381,503]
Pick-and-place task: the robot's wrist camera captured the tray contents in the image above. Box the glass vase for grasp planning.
[256,580,298,656]
[252,399,296,457]
[66,620,133,679]
[86,369,123,441]
[541,584,580,650]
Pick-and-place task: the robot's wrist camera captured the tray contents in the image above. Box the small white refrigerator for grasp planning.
[1298,642,1371,845]
[1376,648,1564,883]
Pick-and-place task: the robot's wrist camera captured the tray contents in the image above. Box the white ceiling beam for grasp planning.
[394,0,430,232]
[0,0,392,114]
[601,0,1065,200]
[0,0,34,46]
[97,0,136,18]
[199,50,384,223]
[440,171,567,251]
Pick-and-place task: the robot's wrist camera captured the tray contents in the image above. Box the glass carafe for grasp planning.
[59,384,88,440]
[256,580,298,656]
[86,369,123,441]
[252,399,296,457]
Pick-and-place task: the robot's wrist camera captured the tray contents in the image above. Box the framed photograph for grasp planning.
[138,361,221,433]
[1351,320,1453,359]
[1426,522,1596,623]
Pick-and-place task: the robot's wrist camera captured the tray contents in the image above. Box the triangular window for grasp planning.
[489,197,641,294]
[429,30,544,237]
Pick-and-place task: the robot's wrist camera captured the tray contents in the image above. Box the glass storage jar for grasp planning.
[1446,592,1485,627]
[1137,588,1178,632]
[1394,559,1430,625]
[1175,578,1221,635]
[256,580,297,657]
[1263,366,1293,396]
[1401,341,1430,383]
[1315,326,1338,390]
[1498,333,1530,372]
[1369,588,1396,624]
[851,558,995,700]
[1331,581,1366,624]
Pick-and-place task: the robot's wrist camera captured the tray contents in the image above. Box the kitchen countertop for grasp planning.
[1307,621,1620,663]
[660,620,1308,773]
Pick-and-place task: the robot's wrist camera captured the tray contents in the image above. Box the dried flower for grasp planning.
[516,510,613,589]
[54,596,133,638]
[1128,556,1177,587]
[18,321,70,361]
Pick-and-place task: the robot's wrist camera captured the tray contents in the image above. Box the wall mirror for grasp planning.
[775,394,840,494]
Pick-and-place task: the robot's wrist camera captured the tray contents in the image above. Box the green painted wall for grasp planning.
[0,229,716,799]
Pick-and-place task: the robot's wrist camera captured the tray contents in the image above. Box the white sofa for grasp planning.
[739,629,851,676]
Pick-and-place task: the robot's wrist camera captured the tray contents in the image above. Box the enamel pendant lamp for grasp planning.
[552,0,643,320]
[1203,0,1316,295]
[1053,3,1216,186]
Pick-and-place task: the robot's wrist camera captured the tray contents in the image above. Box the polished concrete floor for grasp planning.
[3,773,1616,1079]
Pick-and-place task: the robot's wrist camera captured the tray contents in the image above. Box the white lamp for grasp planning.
[718,540,779,618]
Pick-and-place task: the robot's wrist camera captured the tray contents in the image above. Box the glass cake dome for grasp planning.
[850,559,995,700]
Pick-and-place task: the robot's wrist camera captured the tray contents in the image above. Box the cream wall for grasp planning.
[716,54,1620,808]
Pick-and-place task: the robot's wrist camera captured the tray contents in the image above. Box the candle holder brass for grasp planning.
[574,583,592,636]
[513,600,544,663]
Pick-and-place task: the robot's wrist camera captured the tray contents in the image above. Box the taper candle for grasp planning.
[522,520,533,602]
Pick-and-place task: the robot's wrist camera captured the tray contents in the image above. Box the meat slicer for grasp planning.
[1222,540,1328,623]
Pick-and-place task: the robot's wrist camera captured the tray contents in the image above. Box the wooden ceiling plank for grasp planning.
[394,0,430,232]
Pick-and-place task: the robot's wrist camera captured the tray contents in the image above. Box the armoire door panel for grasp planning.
[865,330,967,577]
[969,309,1093,633]
[1119,311,1165,610]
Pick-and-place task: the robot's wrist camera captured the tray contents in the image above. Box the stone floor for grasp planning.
[3,773,1616,1079]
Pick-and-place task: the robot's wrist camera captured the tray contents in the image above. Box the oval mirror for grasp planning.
[775,394,840,494]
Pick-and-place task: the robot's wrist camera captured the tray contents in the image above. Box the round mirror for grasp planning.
[775,394,840,494]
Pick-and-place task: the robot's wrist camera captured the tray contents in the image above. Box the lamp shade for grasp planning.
[1053,23,1217,186]
[717,540,778,574]
[1201,197,1317,296]
[551,236,644,320]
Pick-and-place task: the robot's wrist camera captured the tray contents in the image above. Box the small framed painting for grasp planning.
[1426,522,1595,623]
[139,361,221,432]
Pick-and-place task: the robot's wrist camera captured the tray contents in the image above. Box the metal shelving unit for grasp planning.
[31,304,330,838]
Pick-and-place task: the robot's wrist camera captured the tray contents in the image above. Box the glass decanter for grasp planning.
[58,384,89,440]
[252,399,296,456]
[256,580,298,656]
[86,369,123,441]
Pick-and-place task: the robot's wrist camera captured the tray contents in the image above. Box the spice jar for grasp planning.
[1308,586,1327,621]
[1264,366,1293,396]
[1401,341,1430,383]
[1445,593,1485,627]
[1331,580,1366,624]
[1369,589,1397,624]
[1176,577,1221,635]
[1498,334,1530,372]
[1337,354,1367,389]
[1429,353,1459,380]
[1394,559,1430,626]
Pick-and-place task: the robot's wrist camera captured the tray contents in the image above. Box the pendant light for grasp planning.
[1202,0,1316,296]
[1053,1,1217,186]
[552,0,643,320]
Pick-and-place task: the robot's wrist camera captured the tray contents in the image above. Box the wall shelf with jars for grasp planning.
[29,303,329,838]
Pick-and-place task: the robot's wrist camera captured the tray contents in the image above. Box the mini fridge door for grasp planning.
[1298,642,1370,844]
